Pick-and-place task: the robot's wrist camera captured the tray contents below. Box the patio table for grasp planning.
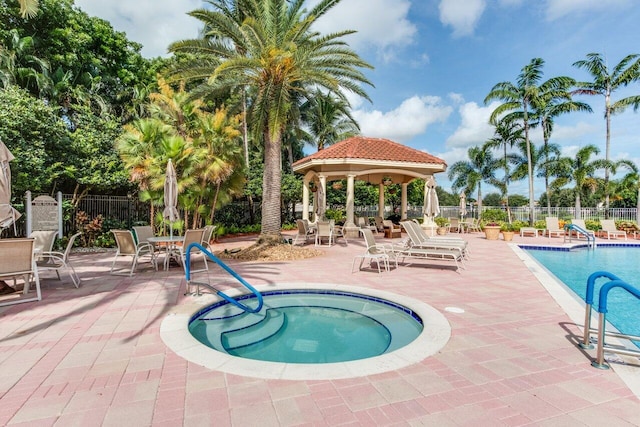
[148,235,183,270]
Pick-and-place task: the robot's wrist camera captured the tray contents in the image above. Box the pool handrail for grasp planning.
[581,271,640,369]
[184,242,263,313]
[564,223,596,248]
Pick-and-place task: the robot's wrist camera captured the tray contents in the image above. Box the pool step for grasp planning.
[222,309,286,350]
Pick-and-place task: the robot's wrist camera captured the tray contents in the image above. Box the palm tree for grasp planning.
[18,0,39,18]
[0,29,49,96]
[530,79,592,212]
[169,0,373,242]
[301,90,360,151]
[616,161,640,223]
[483,118,524,222]
[545,145,612,219]
[572,53,640,213]
[485,58,575,225]
[448,145,501,216]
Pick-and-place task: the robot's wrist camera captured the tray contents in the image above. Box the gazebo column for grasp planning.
[378,183,385,218]
[302,179,310,221]
[401,183,408,220]
[317,174,327,222]
[345,174,356,227]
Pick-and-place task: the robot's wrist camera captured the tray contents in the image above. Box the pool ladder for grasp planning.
[564,224,596,248]
[184,242,263,314]
[581,271,640,369]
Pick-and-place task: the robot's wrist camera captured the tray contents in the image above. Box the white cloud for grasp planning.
[75,0,204,58]
[438,0,486,37]
[545,0,631,21]
[446,101,500,147]
[313,0,417,60]
[448,92,464,105]
[551,121,600,141]
[353,96,452,142]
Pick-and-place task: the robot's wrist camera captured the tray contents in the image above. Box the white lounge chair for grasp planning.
[545,217,564,239]
[600,219,627,240]
[569,219,595,240]
[400,220,469,259]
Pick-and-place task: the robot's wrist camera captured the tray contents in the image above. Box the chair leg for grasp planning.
[109,253,119,274]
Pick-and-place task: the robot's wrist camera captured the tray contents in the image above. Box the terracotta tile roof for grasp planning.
[292,136,446,166]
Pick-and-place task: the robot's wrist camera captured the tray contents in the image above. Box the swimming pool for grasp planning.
[161,283,451,380]
[523,244,640,339]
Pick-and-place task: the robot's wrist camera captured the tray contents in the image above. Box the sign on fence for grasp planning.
[25,191,63,238]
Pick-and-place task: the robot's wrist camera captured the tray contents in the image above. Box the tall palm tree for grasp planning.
[572,53,640,213]
[169,0,373,242]
[448,145,501,216]
[616,161,640,223]
[483,118,524,222]
[545,144,612,219]
[301,90,360,151]
[485,58,575,225]
[0,29,49,96]
[530,79,592,212]
[18,0,39,18]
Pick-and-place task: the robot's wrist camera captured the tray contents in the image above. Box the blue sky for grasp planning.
[75,0,640,198]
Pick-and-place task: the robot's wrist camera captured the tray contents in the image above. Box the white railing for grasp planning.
[352,205,639,223]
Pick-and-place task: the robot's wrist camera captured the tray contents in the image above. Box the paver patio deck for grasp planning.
[0,231,639,426]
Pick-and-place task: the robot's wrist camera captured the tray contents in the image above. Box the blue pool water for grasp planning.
[524,245,640,338]
[189,290,424,364]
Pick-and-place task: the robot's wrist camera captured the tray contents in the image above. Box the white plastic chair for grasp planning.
[352,229,397,273]
[110,229,157,276]
[0,238,41,307]
[315,221,333,246]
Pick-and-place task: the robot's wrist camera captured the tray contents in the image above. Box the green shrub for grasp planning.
[534,220,546,229]
[434,217,448,227]
[481,209,507,222]
[325,208,345,223]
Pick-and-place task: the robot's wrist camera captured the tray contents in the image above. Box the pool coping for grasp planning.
[160,282,452,380]
[511,243,640,398]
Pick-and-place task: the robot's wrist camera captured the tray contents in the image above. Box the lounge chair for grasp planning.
[352,229,397,273]
[0,238,41,307]
[293,219,314,245]
[600,219,627,240]
[382,220,402,238]
[315,221,333,246]
[544,217,564,239]
[37,232,82,288]
[400,220,469,259]
[569,219,595,240]
[110,229,157,276]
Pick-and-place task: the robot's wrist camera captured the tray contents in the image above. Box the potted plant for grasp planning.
[382,176,393,186]
[483,222,501,240]
[331,181,343,190]
[501,223,516,241]
[434,217,449,235]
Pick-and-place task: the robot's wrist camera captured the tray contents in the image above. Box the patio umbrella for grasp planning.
[0,139,21,235]
[423,176,440,224]
[459,191,467,219]
[163,159,179,237]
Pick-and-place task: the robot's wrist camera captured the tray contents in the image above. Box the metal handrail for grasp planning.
[184,242,263,313]
[581,271,640,369]
[564,224,596,248]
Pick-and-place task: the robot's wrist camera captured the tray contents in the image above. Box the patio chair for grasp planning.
[315,221,333,246]
[329,219,348,244]
[201,225,216,252]
[448,218,461,233]
[293,219,314,245]
[382,220,402,238]
[37,232,82,288]
[29,230,57,260]
[0,238,41,307]
[357,217,378,234]
[569,219,595,240]
[178,229,208,272]
[544,217,565,239]
[463,218,481,233]
[374,216,385,233]
[133,225,161,257]
[110,229,157,276]
[352,229,398,273]
[600,219,627,240]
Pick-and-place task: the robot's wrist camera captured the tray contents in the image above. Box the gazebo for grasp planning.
[292,136,447,237]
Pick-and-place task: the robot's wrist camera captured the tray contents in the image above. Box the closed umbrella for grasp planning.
[459,192,467,218]
[423,176,440,225]
[163,159,179,237]
[0,139,21,235]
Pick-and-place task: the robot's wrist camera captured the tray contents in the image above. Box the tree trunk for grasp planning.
[260,130,283,242]
[523,104,535,226]
[604,90,611,218]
